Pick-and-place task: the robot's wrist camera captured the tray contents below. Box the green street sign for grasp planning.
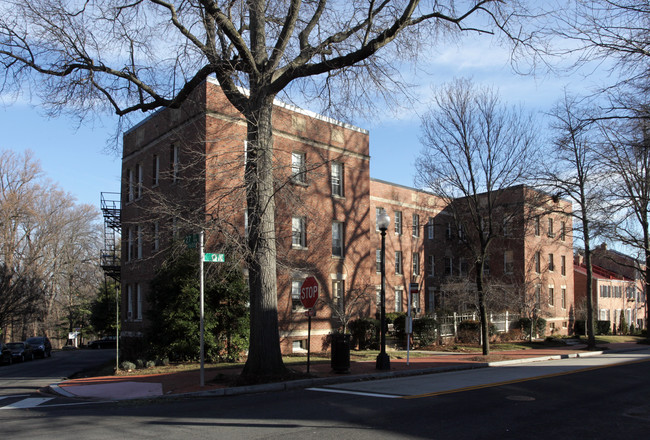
[204,253,225,263]
[185,234,199,249]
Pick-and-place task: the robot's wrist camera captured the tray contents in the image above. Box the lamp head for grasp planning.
[376,211,390,232]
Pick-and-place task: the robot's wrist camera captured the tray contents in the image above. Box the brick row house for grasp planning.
[573,245,647,331]
[120,78,578,355]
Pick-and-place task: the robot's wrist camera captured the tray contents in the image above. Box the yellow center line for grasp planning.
[402,357,650,400]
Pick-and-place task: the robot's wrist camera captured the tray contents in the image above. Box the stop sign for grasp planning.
[300,276,319,309]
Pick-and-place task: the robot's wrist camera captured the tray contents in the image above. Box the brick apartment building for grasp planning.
[120,78,576,354]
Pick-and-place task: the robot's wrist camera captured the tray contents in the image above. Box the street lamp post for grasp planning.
[376,211,391,370]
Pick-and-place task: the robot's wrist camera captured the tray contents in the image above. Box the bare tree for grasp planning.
[598,105,650,333]
[415,78,537,355]
[0,149,101,341]
[0,1,533,376]
[543,92,606,348]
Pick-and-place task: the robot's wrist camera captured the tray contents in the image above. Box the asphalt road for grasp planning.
[1,348,649,439]
[0,348,116,396]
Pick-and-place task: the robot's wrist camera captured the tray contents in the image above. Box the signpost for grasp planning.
[300,276,319,373]
[407,282,419,365]
[197,234,225,387]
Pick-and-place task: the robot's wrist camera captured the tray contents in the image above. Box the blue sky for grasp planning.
[0,34,603,212]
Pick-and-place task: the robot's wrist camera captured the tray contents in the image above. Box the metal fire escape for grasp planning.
[100,192,121,282]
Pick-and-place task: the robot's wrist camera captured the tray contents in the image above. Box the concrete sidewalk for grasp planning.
[47,342,646,401]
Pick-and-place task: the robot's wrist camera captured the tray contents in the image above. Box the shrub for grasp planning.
[412,317,438,347]
[391,314,407,339]
[136,359,145,369]
[157,357,170,366]
[517,317,547,338]
[349,318,379,350]
[499,328,524,342]
[596,320,611,335]
[145,360,156,368]
[120,361,136,371]
[457,320,480,343]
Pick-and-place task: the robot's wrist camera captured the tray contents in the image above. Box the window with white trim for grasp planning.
[504,250,514,275]
[291,152,306,183]
[428,255,435,277]
[412,214,419,237]
[291,280,302,310]
[292,216,306,248]
[333,280,344,308]
[395,211,402,235]
[171,145,180,183]
[375,249,381,273]
[331,162,343,197]
[152,154,159,186]
[548,285,555,306]
[136,283,143,320]
[332,221,344,257]
[394,287,403,312]
[395,251,403,275]
[127,284,133,321]
[412,253,420,276]
[428,217,434,239]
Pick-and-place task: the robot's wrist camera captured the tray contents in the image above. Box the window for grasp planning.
[127,285,133,320]
[127,168,134,202]
[171,145,179,183]
[292,217,306,248]
[395,287,403,312]
[412,214,420,237]
[136,225,143,259]
[548,253,554,272]
[561,255,566,276]
[331,162,343,197]
[534,216,540,236]
[411,291,420,313]
[446,222,452,239]
[534,284,541,308]
[153,221,160,251]
[376,249,382,273]
[332,222,344,257]
[504,250,514,275]
[412,253,420,276]
[444,256,453,276]
[428,255,435,277]
[483,257,490,276]
[428,217,434,239]
[332,280,344,308]
[375,207,385,231]
[457,224,465,239]
[152,154,159,186]
[135,163,143,199]
[136,283,143,320]
[627,286,635,300]
[395,251,403,275]
[291,152,306,183]
[561,287,566,309]
[548,285,555,306]
[560,221,566,241]
[535,251,541,274]
[459,258,468,276]
[427,287,435,313]
[548,218,555,237]
[503,218,511,237]
[376,286,381,307]
[127,227,133,262]
[291,280,302,310]
[395,211,402,235]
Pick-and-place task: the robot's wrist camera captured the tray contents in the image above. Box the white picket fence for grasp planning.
[434,312,519,337]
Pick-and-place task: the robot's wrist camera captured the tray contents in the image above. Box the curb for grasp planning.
[48,345,650,401]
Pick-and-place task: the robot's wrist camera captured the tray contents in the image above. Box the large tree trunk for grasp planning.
[475,259,490,356]
[241,96,286,377]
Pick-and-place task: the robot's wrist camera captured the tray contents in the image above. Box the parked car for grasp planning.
[6,342,34,362]
[25,336,52,358]
[88,336,117,349]
[1,343,12,365]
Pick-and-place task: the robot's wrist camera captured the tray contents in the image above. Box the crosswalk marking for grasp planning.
[1,397,54,410]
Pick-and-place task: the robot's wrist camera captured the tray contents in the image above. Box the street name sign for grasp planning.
[204,253,225,263]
